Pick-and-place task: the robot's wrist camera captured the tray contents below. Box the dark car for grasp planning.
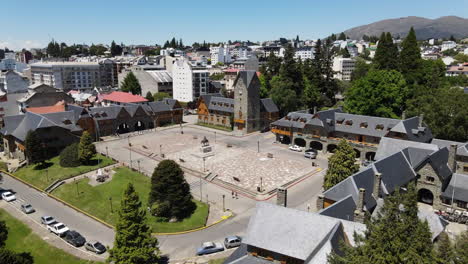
[64,230,86,247]
[85,240,106,254]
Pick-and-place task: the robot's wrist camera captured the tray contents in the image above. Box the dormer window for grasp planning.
[336,118,344,125]
[360,122,368,128]
[345,120,353,126]
[375,124,384,130]
[62,119,71,125]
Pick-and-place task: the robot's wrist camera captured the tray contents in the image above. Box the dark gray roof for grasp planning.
[442,173,468,202]
[402,147,436,169]
[260,98,279,113]
[390,117,433,143]
[88,106,124,120]
[227,254,273,264]
[234,70,257,92]
[427,147,452,180]
[318,195,356,221]
[334,113,400,138]
[431,138,468,157]
[208,97,234,113]
[352,167,378,210]
[323,176,359,205]
[376,137,438,161]
[224,244,249,264]
[372,151,416,195]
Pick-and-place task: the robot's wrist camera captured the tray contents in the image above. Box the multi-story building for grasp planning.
[441,41,457,51]
[0,70,29,94]
[210,46,232,65]
[30,59,118,91]
[333,57,356,81]
[261,46,284,58]
[197,71,279,134]
[446,63,468,76]
[171,58,209,102]
[294,47,314,60]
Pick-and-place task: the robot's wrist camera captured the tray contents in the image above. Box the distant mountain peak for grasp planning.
[343,16,468,40]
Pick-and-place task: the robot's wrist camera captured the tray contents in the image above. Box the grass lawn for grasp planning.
[0,209,101,264]
[14,154,115,190]
[196,122,233,132]
[51,167,209,233]
[209,258,226,264]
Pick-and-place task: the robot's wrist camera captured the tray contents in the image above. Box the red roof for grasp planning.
[102,91,148,103]
[27,101,66,114]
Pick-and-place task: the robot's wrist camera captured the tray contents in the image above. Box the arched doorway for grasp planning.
[117,123,130,134]
[310,141,323,151]
[418,189,434,205]
[280,135,291,145]
[148,122,155,129]
[134,121,145,131]
[365,152,376,161]
[294,138,306,147]
[327,144,338,153]
[354,149,361,159]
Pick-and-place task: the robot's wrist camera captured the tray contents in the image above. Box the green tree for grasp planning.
[338,32,347,41]
[145,91,154,102]
[110,41,123,56]
[148,160,195,220]
[454,231,468,264]
[399,27,422,84]
[351,58,371,82]
[120,72,142,95]
[0,249,34,264]
[328,184,436,264]
[435,232,454,264]
[24,130,46,165]
[374,32,399,70]
[345,70,408,118]
[153,92,170,102]
[302,76,321,111]
[323,139,359,190]
[269,76,298,116]
[109,183,159,264]
[59,143,80,167]
[0,219,7,247]
[279,44,302,95]
[78,131,96,164]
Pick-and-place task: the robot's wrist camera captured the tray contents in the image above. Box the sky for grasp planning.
[1,0,467,50]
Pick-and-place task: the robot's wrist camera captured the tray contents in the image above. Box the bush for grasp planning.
[150,201,171,220]
[59,143,80,167]
[0,162,8,171]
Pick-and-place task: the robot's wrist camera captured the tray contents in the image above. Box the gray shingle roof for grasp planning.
[352,167,378,210]
[334,113,400,138]
[323,176,359,205]
[431,138,468,157]
[208,97,234,113]
[376,137,438,161]
[372,151,416,195]
[318,195,356,221]
[390,117,433,143]
[88,106,123,120]
[442,173,468,203]
[260,98,279,113]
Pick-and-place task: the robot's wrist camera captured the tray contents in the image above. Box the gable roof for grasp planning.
[431,138,468,157]
[260,98,279,113]
[372,151,416,195]
[376,137,438,161]
[102,91,148,103]
[389,117,433,143]
[318,195,356,221]
[334,113,400,138]
[442,173,468,203]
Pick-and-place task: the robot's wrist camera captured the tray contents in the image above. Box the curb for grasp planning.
[1,170,232,236]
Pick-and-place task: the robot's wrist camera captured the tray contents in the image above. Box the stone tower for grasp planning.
[233,70,261,136]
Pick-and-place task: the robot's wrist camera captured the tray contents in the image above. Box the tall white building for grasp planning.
[210,45,232,65]
[172,58,209,102]
[333,57,356,81]
[441,41,456,51]
[294,47,314,60]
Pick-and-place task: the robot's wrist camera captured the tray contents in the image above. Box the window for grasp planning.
[345,120,353,126]
[426,176,435,182]
[360,122,368,128]
[375,124,384,130]
[464,166,468,173]
[456,200,467,209]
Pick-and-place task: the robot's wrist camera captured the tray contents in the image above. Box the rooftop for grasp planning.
[102,91,148,103]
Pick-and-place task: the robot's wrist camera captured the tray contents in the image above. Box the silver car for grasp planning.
[224,235,242,249]
[21,204,35,214]
[304,150,317,159]
[41,216,56,226]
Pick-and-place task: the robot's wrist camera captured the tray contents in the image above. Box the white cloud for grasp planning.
[0,39,44,51]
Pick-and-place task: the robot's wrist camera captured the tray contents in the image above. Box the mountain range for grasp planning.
[342,16,468,40]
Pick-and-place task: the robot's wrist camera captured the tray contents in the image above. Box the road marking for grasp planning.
[2,200,107,260]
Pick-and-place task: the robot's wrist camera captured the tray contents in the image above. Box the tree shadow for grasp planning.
[33,162,53,170]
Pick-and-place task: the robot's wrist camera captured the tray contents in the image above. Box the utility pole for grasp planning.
[137,160,141,173]
[74,178,79,197]
[202,157,206,172]
[257,140,260,153]
[214,131,217,143]
[222,194,225,212]
[128,136,132,168]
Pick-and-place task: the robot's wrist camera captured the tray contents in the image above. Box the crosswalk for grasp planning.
[7,191,47,207]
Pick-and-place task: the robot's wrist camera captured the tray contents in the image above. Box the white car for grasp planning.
[47,222,70,237]
[289,145,302,152]
[1,191,16,202]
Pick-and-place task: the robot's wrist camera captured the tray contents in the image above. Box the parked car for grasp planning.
[1,191,16,202]
[196,241,224,255]
[20,204,35,214]
[304,149,318,159]
[64,230,86,247]
[288,145,302,152]
[41,216,57,226]
[47,222,69,237]
[85,240,107,254]
[224,236,242,249]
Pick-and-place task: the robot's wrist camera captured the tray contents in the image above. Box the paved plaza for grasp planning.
[119,126,319,193]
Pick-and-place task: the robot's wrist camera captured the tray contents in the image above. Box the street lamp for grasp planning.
[137,160,141,173]
[159,144,162,157]
[109,197,113,213]
[128,136,132,169]
[106,146,109,158]
[214,131,217,143]
[202,157,206,172]
[74,178,79,197]
[257,140,260,153]
[45,169,49,183]
[222,194,225,212]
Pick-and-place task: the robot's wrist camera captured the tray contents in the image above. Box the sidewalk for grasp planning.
[0,201,106,262]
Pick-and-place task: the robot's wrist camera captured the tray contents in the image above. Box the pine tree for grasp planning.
[279,44,302,95]
[78,131,96,164]
[120,72,142,95]
[25,130,46,164]
[109,183,159,264]
[148,160,195,220]
[338,32,347,41]
[323,139,359,190]
[373,32,389,69]
[454,231,468,264]
[435,232,454,264]
[170,37,177,48]
[385,32,399,70]
[400,27,422,84]
[145,91,154,102]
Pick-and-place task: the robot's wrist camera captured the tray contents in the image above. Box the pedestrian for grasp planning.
[231,190,234,199]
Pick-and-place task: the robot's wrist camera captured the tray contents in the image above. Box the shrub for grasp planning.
[150,201,171,220]
[59,143,80,167]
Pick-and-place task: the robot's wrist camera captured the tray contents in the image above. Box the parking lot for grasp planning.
[103,126,322,193]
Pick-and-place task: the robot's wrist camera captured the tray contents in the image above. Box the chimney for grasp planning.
[277,187,287,207]
[402,111,406,120]
[448,144,458,173]
[316,194,324,210]
[418,113,424,127]
[373,172,382,199]
[353,188,366,223]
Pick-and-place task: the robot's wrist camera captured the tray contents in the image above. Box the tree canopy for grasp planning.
[153,92,170,102]
[25,130,46,164]
[121,72,142,95]
[323,139,359,190]
[78,131,96,164]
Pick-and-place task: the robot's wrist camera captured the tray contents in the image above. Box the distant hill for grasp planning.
[343,16,468,40]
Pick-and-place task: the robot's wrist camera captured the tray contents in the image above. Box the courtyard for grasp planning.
[99,126,322,194]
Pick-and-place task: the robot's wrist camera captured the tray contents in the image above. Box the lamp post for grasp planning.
[106,146,109,158]
[260,177,263,192]
[222,194,225,212]
[214,132,217,143]
[109,197,113,213]
[74,178,79,197]
[128,136,132,169]
[257,140,260,153]
[202,157,206,172]
[45,169,49,183]
[159,144,162,157]
[137,160,141,173]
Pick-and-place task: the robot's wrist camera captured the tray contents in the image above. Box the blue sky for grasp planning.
[1,0,467,50]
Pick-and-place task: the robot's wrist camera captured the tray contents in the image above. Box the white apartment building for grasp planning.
[30,59,117,91]
[0,53,28,72]
[294,47,314,60]
[441,41,457,51]
[333,57,356,81]
[210,46,232,65]
[172,58,209,102]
